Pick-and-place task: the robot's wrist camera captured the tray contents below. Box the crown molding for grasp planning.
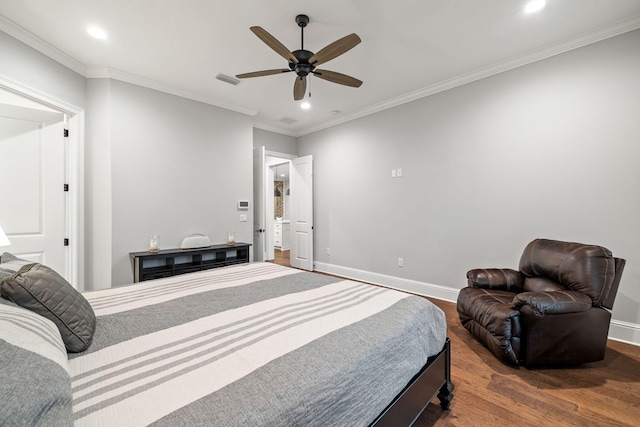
[86,67,258,117]
[298,14,640,137]
[252,122,297,138]
[0,15,87,76]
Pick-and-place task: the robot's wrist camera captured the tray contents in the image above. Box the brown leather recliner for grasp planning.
[457,238,625,367]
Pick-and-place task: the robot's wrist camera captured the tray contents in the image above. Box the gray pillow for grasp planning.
[0,252,32,281]
[0,302,73,425]
[1,263,96,352]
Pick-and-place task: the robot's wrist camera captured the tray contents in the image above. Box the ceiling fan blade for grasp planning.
[293,76,307,100]
[236,69,292,79]
[250,26,298,64]
[309,33,361,67]
[312,69,362,88]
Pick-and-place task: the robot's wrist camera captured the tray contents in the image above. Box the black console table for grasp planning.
[129,243,251,283]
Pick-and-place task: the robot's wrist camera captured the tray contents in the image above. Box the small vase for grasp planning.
[227,231,235,245]
[149,235,160,252]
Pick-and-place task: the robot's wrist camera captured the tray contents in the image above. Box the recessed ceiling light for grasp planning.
[87,26,108,40]
[524,0,546,14]
[300,101,311,110]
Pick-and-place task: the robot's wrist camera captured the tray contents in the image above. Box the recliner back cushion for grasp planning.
[519,238,615,306]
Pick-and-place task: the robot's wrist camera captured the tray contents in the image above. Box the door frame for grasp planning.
[263,150,297,263]
[0,76,85,290]
[252,146,266,262]
[265,158,291,261]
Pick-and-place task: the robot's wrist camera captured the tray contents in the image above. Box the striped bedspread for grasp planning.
[69,263,446,426]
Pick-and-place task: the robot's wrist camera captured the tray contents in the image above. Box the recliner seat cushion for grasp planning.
[457,287,521,364]
[518,239,615,306]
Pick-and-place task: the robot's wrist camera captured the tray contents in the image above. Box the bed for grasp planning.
[1,259,453,426]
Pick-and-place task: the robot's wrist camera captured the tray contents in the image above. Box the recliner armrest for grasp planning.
[466,268,523,291]
[513,290,592,315]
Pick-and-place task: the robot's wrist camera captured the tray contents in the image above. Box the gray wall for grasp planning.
[85,79,112,290]
[103,80,253,287]
[298,29,640,326]
[253,127,297,155]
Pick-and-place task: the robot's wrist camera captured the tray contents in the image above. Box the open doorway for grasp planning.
[265,156,291,262]
[253,148,314,271]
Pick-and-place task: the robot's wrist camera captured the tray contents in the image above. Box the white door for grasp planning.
[252,146,266,262]
[290,155,313,271]
[0,105,67,278]
[266,165,275,260]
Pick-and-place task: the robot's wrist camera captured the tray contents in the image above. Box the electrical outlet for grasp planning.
[398,257,404,267]
[391,169,397,178]
[239,214,247,222]
[397,168,402,177]
[326,248,331,255]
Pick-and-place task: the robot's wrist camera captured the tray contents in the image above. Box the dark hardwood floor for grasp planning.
[268,253,640,426]
[415,297,640,427]
[267,249,291,267]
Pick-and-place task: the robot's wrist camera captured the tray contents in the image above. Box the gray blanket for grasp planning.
[70,263,446,426]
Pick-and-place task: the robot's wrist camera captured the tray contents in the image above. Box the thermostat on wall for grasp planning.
[237,200,249,210]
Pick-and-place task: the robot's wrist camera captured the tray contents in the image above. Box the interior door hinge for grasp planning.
[64,238,69,246]
[64,184,69,192]
[63,129,69,137]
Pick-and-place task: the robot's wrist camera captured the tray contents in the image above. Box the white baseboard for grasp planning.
[313,262,640,347]
[609,320,640,346]
[314,262,460,303]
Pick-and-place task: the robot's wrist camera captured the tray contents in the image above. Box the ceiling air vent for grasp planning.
[216,73,241,85]
[277,117,298,125]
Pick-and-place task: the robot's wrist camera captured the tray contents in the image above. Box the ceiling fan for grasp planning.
[236,14,362,101]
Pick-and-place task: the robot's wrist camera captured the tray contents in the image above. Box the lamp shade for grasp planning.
[0,225,10,247]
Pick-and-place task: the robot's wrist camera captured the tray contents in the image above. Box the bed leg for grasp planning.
[437,338,454,410]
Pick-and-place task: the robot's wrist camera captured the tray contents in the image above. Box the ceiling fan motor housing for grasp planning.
[290,49,315,76]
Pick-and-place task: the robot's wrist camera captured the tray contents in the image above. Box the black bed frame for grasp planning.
[370,338,454,426]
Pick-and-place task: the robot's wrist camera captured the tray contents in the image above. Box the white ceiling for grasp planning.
[1,1,640,137]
